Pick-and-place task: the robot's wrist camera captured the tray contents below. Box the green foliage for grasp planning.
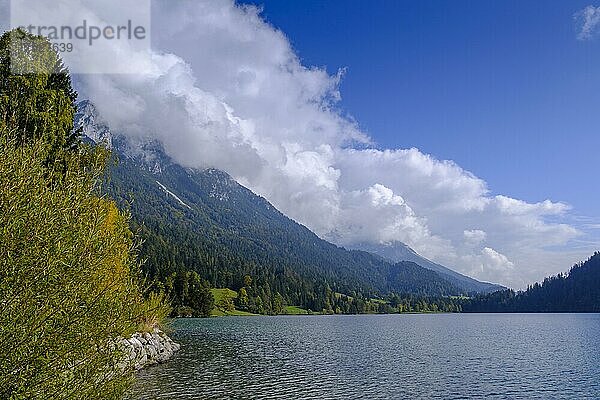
[151,270,214,317]
[0,29,79,164]
[0,30,170,399]
[186,273,214,317]
[0,139,138,398]
[135,291,172,333]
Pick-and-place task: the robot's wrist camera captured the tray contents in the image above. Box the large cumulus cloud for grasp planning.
[7,0,596,288]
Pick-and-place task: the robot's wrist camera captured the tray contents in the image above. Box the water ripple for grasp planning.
[127,314,600,399]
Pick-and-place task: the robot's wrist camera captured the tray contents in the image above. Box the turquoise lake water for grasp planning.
[128,314,600,399]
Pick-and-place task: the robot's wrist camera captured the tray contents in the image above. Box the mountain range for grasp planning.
[352,241,501,294]
[75,101,502,313]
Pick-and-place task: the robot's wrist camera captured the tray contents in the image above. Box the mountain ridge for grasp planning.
[352,241,503,294]
[75,101,500,315]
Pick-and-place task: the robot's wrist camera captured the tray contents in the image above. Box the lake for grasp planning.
[128,314,600,399]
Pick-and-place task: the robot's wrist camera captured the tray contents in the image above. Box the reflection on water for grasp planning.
[128,314,600,399]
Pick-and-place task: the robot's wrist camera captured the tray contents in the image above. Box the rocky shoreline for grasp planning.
[120,329,181,370]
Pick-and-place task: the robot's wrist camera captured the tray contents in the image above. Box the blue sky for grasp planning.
[244,0,600,220]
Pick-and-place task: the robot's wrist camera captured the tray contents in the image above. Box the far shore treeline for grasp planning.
[463,252,600,313]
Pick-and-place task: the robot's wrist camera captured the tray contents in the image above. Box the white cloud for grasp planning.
[575,5,600,40]
[460,247,515,286]
[481,247,514,271]
[464,230,487,246]
[9,0,596,289]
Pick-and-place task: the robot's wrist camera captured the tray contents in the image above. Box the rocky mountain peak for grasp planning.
[74,100,113,148]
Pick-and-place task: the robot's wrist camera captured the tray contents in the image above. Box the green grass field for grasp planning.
[211,288,238,302]
[283,306,309,315]
[211,308,257,316]
[210,288,257,316]
[209,289,311,316]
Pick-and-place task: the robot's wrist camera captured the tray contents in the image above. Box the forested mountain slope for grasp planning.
[76,101,483,313]
[464,253,600,312]
[354,242,503,294]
